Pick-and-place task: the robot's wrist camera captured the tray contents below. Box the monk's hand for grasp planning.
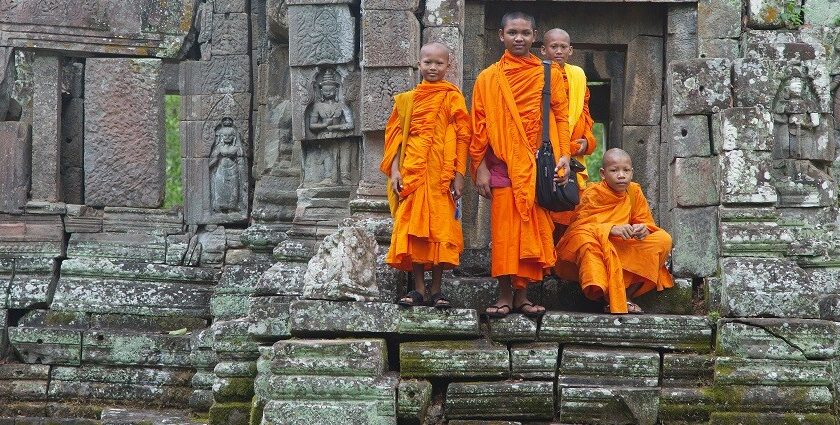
[574,139,588,156]
[554,156,571,185]
[451,172,465,201]
[476,161,492,199]
[610,224,634,240]
[631,224,650,240]
[390,171,404,197]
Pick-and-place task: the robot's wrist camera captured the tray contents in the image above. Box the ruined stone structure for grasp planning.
[1,0,840,424]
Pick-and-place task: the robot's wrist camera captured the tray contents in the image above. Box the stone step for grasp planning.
[446,380,554,421]
[400,340,508,379]
[100,408,196,425]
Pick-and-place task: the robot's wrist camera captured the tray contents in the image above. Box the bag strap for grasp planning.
[541,60,551,145]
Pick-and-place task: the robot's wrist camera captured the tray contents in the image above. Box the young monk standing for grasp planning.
[541,28,598,239]
[471,12,571,318]
[555,148,673,314]
[381,42,471,308]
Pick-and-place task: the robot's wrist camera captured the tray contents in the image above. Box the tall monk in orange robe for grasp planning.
[541,28,598,236]
[555,148,673,314]
[471,12,571,318]
[381,42,471,309]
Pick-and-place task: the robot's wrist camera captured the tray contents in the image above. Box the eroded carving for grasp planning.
[307,68,354,139]
[210,117,245,213]
[195,0,213,61]
[301,139,357,187]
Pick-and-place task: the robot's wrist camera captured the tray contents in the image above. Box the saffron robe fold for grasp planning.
[555,181,674,313]
[470,51,570,286]
[380,80,471,271]
[552,63,598,226]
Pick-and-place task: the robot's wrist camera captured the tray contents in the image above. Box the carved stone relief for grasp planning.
[291,65,360,141]
[301,138,357,188]
[288,4,355,66]
[210,117,245,213]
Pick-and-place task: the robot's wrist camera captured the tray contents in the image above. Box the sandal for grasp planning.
[513,302,545,318]
[603,301,645,314]
[485,304,511,318]
[398,290,425,307]
[429,292,451,309]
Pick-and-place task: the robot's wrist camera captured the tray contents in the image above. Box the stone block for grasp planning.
[715,106,774,152]
[288,4,355,66]
[213,376,255,402]
[711,385,833,412]
[398,307,481,337]
[622,126,660,207]
[671,207,719,277]
[398,379,432,424]
[212,13,250,56]
[213,319,260,358]
[667,36,699,63]
[64,205,103,233]
[633,277,695,315]
[8,327,82,365]
[667,4,698,38]
[540,312,713,352]
[31,54,62,202]
[361,10,420,67]
[510,343,559,380]
[697,0,741,38]
[671,158,720,207]
[208,402,252,425]
[804,0,840,26]
[720,257,826,318]
[699,38,740,59]
[66,232,166,262]
[774,159,836,207]
[178,56,252,96]
[710,413,836,424]
[558,346,660,388]
[255,374,397,412]
[289,300,399,334]
[669,59,732,115]
[446,381,554,420]
[440,276,498,311]
[747,0,795,29]
[719,149,777,205]
[182,156,249,226]
[717,319,838,360]
[559,387,659,425]
[361,67,417,131]
[262,400,396,425]
[362,0,419,10]
[400,340,509,378]
[288,65,361,141]
[51,364,193,387]
[669,115,710,158]
[247,296,292,340]
[487,314,538,343]
[303,226,380,301]
[715,357,831,386]
[659,387,715,423]
[662,353,714,387]
[99,408,195,425]
[269,339,387,376]
[255,261,306,296]
[17,310,88,329]
[422,26,464,87]
[84,58,164,208]
[624,36,663,125]
[82,331,191,367]
[180,93,252,123]
[61,97,84,204]
[102,206,184,235]
[0,122,31,213]
[0,364,49,401]
[6,257,59,309]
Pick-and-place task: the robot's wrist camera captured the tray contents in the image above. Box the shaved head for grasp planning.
[421,42,451,56]
[602,148,633,167]
[500,11,536,30]
[543,28,570,44]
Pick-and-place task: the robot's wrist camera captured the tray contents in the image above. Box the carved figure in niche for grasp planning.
[210,117,244,212]
[302,140,356,187]
[308,68,354,138]
[194,0,213,61]
[773,64,822,133]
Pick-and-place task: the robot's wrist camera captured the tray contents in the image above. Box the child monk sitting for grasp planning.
[380,42,471,308]
[554,148,673,314]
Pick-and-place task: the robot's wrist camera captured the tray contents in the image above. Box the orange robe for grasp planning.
[470,51,570,289]
[552,63,597,226]
[555,181,673,313]
[380,80,471,271]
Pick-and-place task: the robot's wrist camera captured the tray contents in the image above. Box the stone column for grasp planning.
[422,0,465,87]
[31,54,62,202]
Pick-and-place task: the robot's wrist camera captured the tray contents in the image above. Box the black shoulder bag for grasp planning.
[535,60,584,212]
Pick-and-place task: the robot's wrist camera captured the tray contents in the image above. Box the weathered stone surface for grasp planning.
[710,412,835,424]
[440,276,498,311]
[559,346,660,388]
[398,307,480,337]
[61,95,84,204]
[487,314,538,343]
[747,0,796,29]
[733,58,832,113]
[510,343,558,380]
[213,319,260,358]
[51,365,192,387]
[262,400,396,425]
[99,408,195,425]
[669,59,732,115]
[422,26,464,88]
[8,327,82,365]
[400,340,509,378]
[659,387,715,422]
[711,385,833,412]
[213,376,255,402]
[398,379,432,423]
[303,226,380,301]
[361,67,416,131]
[255,374,397,411]
[361,10,420,67]
[559,387,659,425]
[623,126,660,209]
[30,54,62,202]
[699,38,740,59]
[719,149,777,205]
[66,232,166,263]
[6,257,58,309]
[720,257,826,318]
[715,107,774,152]
[289,300,399,334]
[288,4,355,66]
[256,261,306,296]
[17,310,88,329]
[82,331,191,367]
[671,158,720,207]
[84,58,164,207]
[715,357,831,386]
[211,13,250,56]
[446,381,553,420]
[102,206,184,235]
[697,0,740,38]
[662,353,714,387]
[64,205,103,233]
[671,207,719,278]
[362,0,419,10]
[667,4,697,38]
[804,0,840,26]
[269,339,387,376]
[0,122,31,213]
[0,364,49,401]
[717,319,838,359]
[215,361,258,378]
[247,296,292,340]
[777,115,837,162]
[208,402,252,425]
[624,36,663,125]
[540,312,713,352]
[668,115,710,158]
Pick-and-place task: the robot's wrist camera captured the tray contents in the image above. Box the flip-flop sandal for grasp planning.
[429,292,452,309]
[398,290,424,307]
[485,304,511,318]
[514,302,545,318]
[603,302,645,314]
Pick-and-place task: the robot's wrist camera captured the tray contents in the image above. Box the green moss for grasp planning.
[214,378,255,403]
[710,412,835,425]
[658,405,713,422]
[249,396,266,425]
[209,402,252,425]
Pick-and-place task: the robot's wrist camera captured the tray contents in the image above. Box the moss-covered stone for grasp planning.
[82,331,191,367]
[212,320,260,358]
[397,379,431,424]
[400,340,509,379]
[249,396,266,425]
[289,300,399,335]
[559,345,660,387]
[714,357,831,386]
[213,377,255,403]
[247,297,292,340]
[659,387,715,422]
[253,374,397,415]
[261,400,395,425]
[269,339,387,377]
[214,361,257,378]
[398,307,480,337]
[487,314,537,343]
[559,387,658,425]
[662,353,714,386]
[446,381,553,420]
[9,327,82,365]
[716,319,838,360]
[208,402,251,425]
[709,412,836,425]
[634,277,694,315]
[701,385,832,412]
[510,343,558,380]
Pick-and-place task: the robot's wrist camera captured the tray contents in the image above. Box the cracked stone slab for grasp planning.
[714,357,831,386]
[716,319,838,359]
[446,381,554,421]
[511,343,559,380]
[399,340,509,379]
[559,387,659,425]
[720,257,824,318]
[559,346,660,388]
[268,339,387,377]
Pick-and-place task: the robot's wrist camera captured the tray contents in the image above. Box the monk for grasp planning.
[381,42,471,309]
[555,148,673,314]
[541,28,598,240]
[471,12,571,318]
